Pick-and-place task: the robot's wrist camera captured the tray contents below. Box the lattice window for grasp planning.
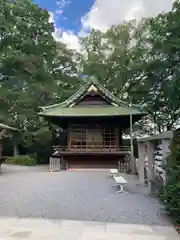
[70,128,86,149]
[102,128,117,149]
[68,126,118,151]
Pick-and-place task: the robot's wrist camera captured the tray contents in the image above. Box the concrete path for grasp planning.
[0,217,179,239]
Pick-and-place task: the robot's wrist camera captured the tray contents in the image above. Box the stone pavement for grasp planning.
[0,218,179,240]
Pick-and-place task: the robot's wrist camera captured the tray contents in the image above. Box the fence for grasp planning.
[118,155,131,173]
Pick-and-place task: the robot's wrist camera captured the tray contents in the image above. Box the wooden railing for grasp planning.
[53,145,131,153]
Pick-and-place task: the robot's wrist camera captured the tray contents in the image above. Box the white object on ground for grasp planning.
[49,157,60,172]
[110,169,118,175]
[113,175,127,193]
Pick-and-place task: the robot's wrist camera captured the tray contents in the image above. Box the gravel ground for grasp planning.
[0,164,170,226]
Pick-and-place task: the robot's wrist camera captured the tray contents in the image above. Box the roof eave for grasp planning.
[39,112,147,118]
[0,123,19,132]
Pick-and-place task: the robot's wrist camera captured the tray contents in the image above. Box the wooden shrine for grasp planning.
[39,79,146,169]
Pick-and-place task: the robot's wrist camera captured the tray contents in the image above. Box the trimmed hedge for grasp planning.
[7,155,36,166]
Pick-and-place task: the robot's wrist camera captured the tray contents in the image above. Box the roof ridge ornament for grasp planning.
[88,85,98,92]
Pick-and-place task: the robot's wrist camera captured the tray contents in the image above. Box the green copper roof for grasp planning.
[40,106,145,117]
[39,79,146,118]
[40,79,126,110]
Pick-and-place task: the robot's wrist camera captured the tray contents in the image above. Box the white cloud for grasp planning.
[54,29,81,51]
[56,0,70,9]
[78,16,92,37]
[80,0,173,32]
[49,12,55,23]
[50,0,173,51]
[49,11,81,51]
[56,9,64,15]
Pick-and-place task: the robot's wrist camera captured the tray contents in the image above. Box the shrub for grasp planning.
[160,139,180,226]
[24,126,52,164]
[7,155,36,166]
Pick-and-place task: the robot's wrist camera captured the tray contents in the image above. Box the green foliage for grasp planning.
[79,22,139,95]
[78,1,180,134]
[25,126,53,164]
[160,138,180,225]
[138,3,180,132]
[0,0,81,162]
[0,0,55,128]
[1,0,180,162]
[7,155,36,166]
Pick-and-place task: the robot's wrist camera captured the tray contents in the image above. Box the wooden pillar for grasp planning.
[0,139,2,172]
[115,128,119,149]
[147,141,155,195]
[119,129,122,147]
[67,127,71,150]
[0,129,7,172]
[138,142,146,184]
[13,134,19,156]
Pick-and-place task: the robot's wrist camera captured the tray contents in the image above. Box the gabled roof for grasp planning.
[40,79,127,110]
[39,79,146,118]
[0,122,19,131]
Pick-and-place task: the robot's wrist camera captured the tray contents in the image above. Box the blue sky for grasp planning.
[33,0,172,51]
[34,0,94,35]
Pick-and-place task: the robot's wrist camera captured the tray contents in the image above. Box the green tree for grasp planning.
[79,2,180,134]
[161,130,180,226]
[128,1,180,132]
[78,22,154,135]
[79,22,143,95]
[0,0,56,127]
[0,0,80,161]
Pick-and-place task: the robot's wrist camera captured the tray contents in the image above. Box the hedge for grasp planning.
[7,155,36,166]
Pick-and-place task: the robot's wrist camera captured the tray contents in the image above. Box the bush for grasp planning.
[24,126,52,164]
[7,155,36,166]
[160,139,180,227]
